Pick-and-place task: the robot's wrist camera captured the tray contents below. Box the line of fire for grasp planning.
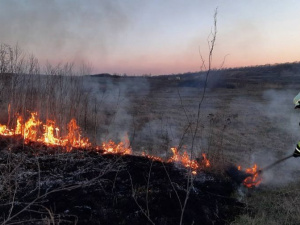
[0,107,261,188]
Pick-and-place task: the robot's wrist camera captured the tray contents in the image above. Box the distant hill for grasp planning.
[90,62,300,89]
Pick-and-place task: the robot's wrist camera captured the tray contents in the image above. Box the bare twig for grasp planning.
[162,162,183,211]
[146,160,153,218]
[180,8,218,225]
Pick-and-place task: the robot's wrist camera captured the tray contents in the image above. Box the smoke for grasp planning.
[259,89,300,186]
[82,77,211,156]
[234,89,300,186]
[262,89,298,132]
[0,0,131,69]
[82,76,151,145]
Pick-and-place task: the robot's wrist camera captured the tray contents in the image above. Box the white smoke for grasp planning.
[242,89,300,186]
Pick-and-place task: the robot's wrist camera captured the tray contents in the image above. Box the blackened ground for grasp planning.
[0,136,244,225]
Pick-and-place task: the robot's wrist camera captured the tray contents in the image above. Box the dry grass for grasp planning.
[231,181,300,225]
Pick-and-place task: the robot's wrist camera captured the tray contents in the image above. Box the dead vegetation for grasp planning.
[231,181,300,225]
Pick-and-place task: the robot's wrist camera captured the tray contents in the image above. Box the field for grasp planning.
[1,60,300,224]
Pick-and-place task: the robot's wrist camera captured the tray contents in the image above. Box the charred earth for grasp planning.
[0,136,244,225]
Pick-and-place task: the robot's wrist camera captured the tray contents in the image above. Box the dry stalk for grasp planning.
[179,8,218,225]
[128,169,155,225]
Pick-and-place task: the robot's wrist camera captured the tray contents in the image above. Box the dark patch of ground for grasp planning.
[0,136,244,225]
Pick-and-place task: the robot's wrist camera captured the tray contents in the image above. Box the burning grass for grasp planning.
[237,164,262,188]
[0,112,91,150]
[0,109,266,189]
[167,147,210,175]
[0,111,213,176]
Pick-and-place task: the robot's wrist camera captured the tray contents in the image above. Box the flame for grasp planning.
[15,116,23,135]
[101,133,132,155]
[102,139,132,155]
[238,164,262,188]
[202,153,210,167]
[141,152,163,162]
[0,111,131,153]
[168,147,210,174]
[38,120,60,145]
[0,108,213,175]
[0,124,13,136]
[63,119,91,149]
[23,112,41,142]
[0,112,91,149]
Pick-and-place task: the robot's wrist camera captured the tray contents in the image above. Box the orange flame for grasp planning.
[0,109,213,175]
[0,112,91,149]
[102,139,132,155]
[23,112,41,142]
[141,152,163,162]
[101,133,132,155]
[0,124,13,136]
[15,116,23,135]
[38,119,60,145]
[63,119,91,149]
[238,164,262,188]
[168,147,210,174]
[202,153,210,167]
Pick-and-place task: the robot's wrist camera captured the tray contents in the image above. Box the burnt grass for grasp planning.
[0,136,245,225]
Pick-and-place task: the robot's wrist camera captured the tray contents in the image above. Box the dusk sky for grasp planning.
[1,0,299,75]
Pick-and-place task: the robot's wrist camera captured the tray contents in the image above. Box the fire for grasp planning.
[63,119,91,149]
[0,110,130,154]
[102,140,132,155]
[238,164,262,188]
[15,116,23,135]
[141,149,210,175]
[23,112,41,141]
[168,147,198,171]
[0,124,14,136]
[168,147,210,174]
[141,152,163,162]
[202,153,210,167]
[0,112,91,149]
[38,120,60,145]
[0,109,212,175]
[101,133,132,155]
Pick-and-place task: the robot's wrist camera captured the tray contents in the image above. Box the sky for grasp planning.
[0,0,299,75]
